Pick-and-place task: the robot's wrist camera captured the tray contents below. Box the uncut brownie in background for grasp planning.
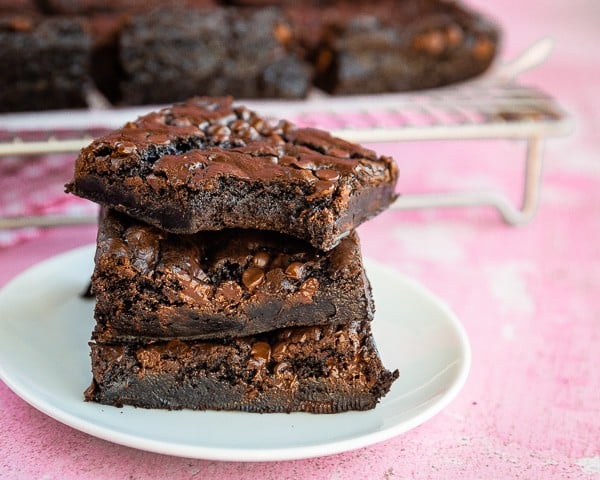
[85,320,398,412]
[92,209,375,342]
[66,96,399,251]
[0,14,91,112]
[285,0,500,95]
[119,6,311,104]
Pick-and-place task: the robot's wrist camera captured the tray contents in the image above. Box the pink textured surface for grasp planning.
[1,0,599,478]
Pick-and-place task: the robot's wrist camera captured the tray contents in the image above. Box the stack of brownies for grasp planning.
[67,96,400,413]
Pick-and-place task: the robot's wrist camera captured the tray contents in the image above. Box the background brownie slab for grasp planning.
[92,209,374,342]
[286,0,499,94]
[0,14,91,112]
[66,97,398,251]
[85,321,398,413]
[119,7,310,104]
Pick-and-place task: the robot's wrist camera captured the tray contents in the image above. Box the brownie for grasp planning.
[66,97,398,251]
[0,14,91,112]
[92,209,374,341]
[85,320,398,413]
[286,0,500,94]
[119,7,310,104]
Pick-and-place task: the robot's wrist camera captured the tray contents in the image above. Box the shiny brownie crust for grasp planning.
[92,209,374,342]
[66,96,398,251]
[85,320,398,413]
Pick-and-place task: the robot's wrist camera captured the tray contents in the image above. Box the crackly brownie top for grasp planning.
[95,209,363,307]
[74,96,397,203]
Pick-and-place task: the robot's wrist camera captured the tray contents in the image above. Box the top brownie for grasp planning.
[66,97,398,250]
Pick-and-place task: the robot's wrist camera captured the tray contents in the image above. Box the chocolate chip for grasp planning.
[270,134,286,146]
[285,261,304,280]
[8,16,33,32]
[473,38,494,60]
[251,341,271,362]
[242,267,265,290]
[207,125,231,137]
[212,133,231,144]
[315,169,340,182]
[412,30,446,55]
[115,141,137,155]
[252,252,270,268]
[295,158,316,170]
[234,106,252,121]
[273,23,292,45]
[251,118,265,133]
[307,180,335,200]
[230,119,247,132]
[316,50,333,72]
[446,24,464,47]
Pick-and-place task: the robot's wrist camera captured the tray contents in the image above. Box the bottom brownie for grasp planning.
[85,321,398,413]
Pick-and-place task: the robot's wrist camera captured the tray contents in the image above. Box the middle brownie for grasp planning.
[92,209,374,342]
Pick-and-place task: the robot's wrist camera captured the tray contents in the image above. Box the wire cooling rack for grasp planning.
[0,39,573,230]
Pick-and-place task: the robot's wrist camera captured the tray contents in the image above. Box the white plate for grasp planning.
[0,245,470,461]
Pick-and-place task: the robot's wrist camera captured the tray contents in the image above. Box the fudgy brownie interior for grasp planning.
[93,209,375,342]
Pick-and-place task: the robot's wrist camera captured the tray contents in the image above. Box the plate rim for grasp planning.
[0,244,471,462]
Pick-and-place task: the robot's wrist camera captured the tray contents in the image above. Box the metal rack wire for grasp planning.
[0,39,573,230]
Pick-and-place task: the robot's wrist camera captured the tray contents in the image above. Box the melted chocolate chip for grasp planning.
[242,267,265,290]
[412,30,446,55]
[315,169,340,182]
[307,180,335,201]
[284,262,304,280]
[251,341,271,361]
[252,252,270,268]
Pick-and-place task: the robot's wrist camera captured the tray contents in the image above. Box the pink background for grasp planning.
[1,0,599,478]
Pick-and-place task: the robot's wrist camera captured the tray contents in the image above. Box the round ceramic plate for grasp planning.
[0,245,470,461]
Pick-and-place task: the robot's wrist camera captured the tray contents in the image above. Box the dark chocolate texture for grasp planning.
[119,7,311,104]
[92,209,374,341]
[66,97,399,250]
[0,14,91,112]
[85,320,398,413]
